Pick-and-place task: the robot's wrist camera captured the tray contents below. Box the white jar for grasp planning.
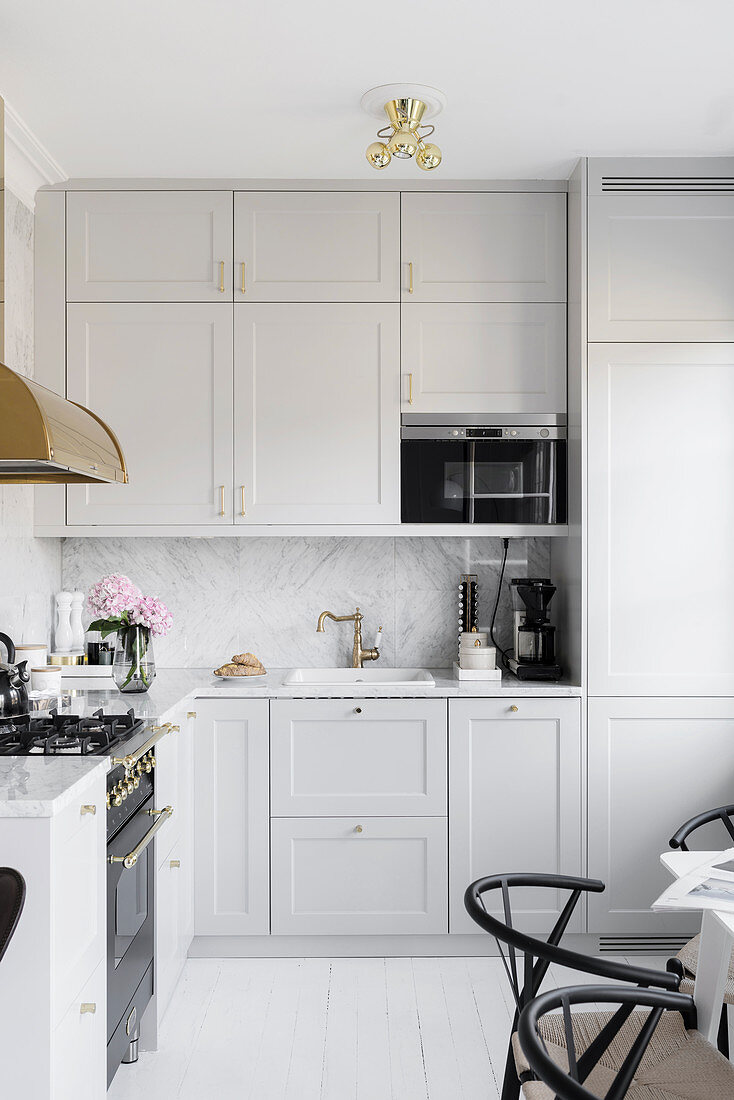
[15,644,48,670]
[459,647,497,671]
[30,666,62,694]
[459,631,489,650]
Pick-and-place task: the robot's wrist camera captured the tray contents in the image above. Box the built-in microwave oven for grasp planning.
[401,423,567,525]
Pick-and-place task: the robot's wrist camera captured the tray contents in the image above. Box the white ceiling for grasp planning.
[2,0,734,180]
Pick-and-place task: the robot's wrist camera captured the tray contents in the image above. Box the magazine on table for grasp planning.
[654,848,734,913]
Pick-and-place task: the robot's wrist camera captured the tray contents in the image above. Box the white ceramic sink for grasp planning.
[283,667,435,688]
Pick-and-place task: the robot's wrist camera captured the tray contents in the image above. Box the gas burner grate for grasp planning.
[0,707,144,756]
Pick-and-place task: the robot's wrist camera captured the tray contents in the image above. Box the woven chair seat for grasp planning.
[677,933,734,1005]
[514,1006,734,1099]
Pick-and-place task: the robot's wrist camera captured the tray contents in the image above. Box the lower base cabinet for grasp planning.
[54,960,106,1100]
[270,816,448,935]
[588,697,734,934]
[156,835,193,1018]
[448,697,583,934]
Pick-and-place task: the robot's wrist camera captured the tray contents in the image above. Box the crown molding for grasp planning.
[3,100,67,210]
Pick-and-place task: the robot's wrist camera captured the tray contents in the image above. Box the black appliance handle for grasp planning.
[0,633,16,664]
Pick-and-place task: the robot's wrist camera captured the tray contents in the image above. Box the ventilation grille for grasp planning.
[602,176,734,193]
[598,934,690,955]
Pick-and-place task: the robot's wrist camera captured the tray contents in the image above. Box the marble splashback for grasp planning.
[0,192,62,646]
[61,536,549,669]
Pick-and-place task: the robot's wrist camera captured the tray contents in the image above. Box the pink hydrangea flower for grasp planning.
[130,595,173,637]
[88,573,142,618]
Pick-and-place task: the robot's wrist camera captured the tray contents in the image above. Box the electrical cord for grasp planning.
[489,537,511,665]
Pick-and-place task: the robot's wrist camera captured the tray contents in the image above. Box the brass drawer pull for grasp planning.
[187,711,197,719]
[219,260,225,293]
[80,804,96,816]
[80,1002,96,1014]
[354,825,363,833]
[240,485,246,517]
[170,859,181,869]
[408,261,414,294]
[218,484,226,517]
[408,373,414,405]
[241,261,246,294]
[509,705,519,712]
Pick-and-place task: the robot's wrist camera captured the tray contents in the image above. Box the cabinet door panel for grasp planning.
[401,303,566,415]
[234,304,399,523]
[401,192,566,302]
[449,698,582,934]
[588,698,734,934]
[270,699,447,816]
[67,191,233,301]
[588,343,734,696]
[194,701,269,935]
[235,192,399,301]
[53,959,105,1100]
[66,304,233,525]
[156,837,192,1021]
[589,194,734,340]
[271,817,448,935]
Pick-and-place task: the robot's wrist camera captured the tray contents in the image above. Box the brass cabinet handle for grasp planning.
[354,825,363,833]
[109,805,173,869]
[509,705,519,712]
[240,262,246,294]
[240,485,246,517]
[219,260,225,293]
[170,859,181,868]
[408,261,414,294]
[219,484,225,517]
[408,373,414,405]
[80,804,96,816]
[80,1003,96,1015]
[187,710,197,719]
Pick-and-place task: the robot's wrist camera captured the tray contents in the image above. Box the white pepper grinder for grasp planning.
[70,591,85,651]
[54,591,74,651]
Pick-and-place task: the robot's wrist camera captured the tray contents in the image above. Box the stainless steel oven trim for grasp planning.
[401,426,566,441]
[401,412,567,427]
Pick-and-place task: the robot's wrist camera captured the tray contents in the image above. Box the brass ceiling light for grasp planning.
[361,84,446,171]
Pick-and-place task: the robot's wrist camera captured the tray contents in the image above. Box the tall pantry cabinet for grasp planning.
[582,158,734,932]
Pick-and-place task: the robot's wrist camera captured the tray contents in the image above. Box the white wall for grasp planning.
[61,536,549,668]
[0,191,61,646]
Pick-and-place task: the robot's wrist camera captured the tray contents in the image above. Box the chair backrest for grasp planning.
[464,874,681,1019]
[0,868,25,963]
[669,803,734,852]
[517,984,696,1100]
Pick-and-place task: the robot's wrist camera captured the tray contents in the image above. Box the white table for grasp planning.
[661,850,734,1047]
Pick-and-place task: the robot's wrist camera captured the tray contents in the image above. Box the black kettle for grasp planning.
[0,633,30,723]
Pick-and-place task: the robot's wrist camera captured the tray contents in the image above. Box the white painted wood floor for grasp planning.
[107,955,664,1100]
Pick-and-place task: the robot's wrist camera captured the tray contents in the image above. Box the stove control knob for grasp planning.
[144,758,152,773]
[126,779,135,795]
[150,755,156,769]
[136,762,143,777]
[120,786,128,801]
[132,776,140,789]
[113,786,123,807]
[106,791,111,810]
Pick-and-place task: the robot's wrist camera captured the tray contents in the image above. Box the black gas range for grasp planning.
[0,708,165,1084]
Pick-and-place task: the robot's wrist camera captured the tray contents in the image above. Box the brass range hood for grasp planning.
[0,363,128,485]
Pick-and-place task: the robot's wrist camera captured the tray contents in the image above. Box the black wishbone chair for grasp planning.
[464,874,683,1100]
[669,802,734,1053]
[0,867,25,963]
[517,985,734,1100]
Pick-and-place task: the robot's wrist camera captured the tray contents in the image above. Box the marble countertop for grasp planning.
[0,756,109,818]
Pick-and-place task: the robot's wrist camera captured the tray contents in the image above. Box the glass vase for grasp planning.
[113,626,156,693]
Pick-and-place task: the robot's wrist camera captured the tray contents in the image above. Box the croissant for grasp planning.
[231,652,262,667]
[214,661,266,677]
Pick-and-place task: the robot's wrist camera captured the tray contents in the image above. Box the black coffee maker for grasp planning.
[0,633,30,724]
[504,578,562,681]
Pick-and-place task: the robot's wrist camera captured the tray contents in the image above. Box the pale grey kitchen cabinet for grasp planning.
[587,698,734,934]
[401,302,566,416]
[234,191,399,301]
[233,303,400,524]
[588,193,734,341]
[448,697,583,934]
[66,191,234,301]
[65,303,234,526]
[400,192,567,303]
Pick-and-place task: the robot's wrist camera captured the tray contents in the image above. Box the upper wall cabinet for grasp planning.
[66,191,234,301]
[401,303,566,415]
[234,192,399,301]
[66,304,234,525]
[234,303,400,524]
[588,194,734,341]
[401,193,567,302]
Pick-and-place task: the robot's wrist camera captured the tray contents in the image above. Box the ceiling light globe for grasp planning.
[366,141,391,169]
[416,142,442,170]
[387,130,418,159]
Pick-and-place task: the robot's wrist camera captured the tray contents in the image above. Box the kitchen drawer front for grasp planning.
[52,774,106,1021]
[53,958,106,1100]
[271,817,448,935]
[66,190,234,301]
[270,699,447,816]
